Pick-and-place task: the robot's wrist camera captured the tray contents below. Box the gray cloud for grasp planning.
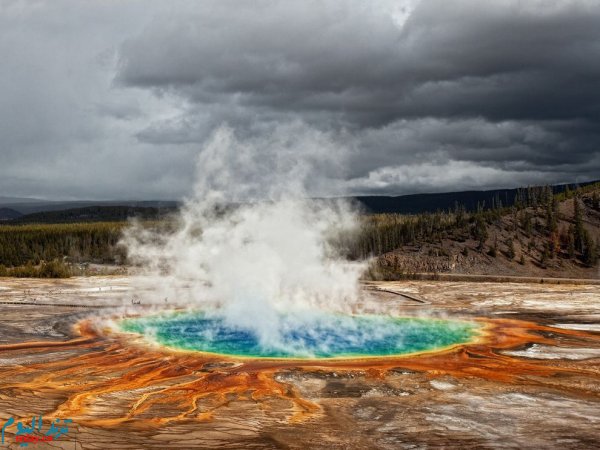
[1,0,599,200]
[117,1,600,121]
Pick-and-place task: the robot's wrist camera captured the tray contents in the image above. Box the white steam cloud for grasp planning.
[122,122,366,350]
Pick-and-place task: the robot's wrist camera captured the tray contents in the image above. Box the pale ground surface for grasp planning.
[0,276,599,449]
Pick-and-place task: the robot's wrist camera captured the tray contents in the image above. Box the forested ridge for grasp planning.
[10,205,174,224]
[354,182,600,279]
[0,182,598,278]
[0,222,127,277]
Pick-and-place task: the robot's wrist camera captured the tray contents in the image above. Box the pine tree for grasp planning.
[573,196,585,253]
[567,224,576,259]
[549,232,560,258]
[473,215,488,251]
[488,235,498,257]
[592,191,600,210]
[506,238,515,260]
[582,230,598,267]
[540,244,550,268]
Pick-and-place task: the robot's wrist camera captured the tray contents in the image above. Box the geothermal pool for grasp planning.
[120,311,480,359]
[2,279,600,448]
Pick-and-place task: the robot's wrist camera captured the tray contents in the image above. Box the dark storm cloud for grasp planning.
[1,0,599,200]
[117,1,600,123]
[115,0,600,194]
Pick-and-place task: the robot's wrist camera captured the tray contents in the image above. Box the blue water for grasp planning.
[120,311,479,359]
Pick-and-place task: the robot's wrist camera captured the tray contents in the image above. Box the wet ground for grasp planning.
[0,277,599,449]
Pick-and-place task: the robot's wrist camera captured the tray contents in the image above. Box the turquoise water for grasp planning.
[120,311,479,359]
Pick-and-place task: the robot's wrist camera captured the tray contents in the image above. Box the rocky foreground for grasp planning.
[0,276,599,449]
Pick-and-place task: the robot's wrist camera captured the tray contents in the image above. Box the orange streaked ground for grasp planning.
[0,277,599,449]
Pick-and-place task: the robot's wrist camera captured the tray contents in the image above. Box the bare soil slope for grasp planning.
[378,187,600,279]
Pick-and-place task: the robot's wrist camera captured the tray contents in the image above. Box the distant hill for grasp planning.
[12,205,177,224]
[353,181,599,214]
[1,180,598,220]
[0,196,44,204]
[0,200,180,215]
[0,208,22,221]
[1,182,598,279]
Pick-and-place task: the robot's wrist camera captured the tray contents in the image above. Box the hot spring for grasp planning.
[118,129,483,362]
[120,311,480,359]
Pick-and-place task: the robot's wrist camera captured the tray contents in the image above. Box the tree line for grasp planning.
[0,182,598,277]
[0,222,126,268]
[347,182,600,268]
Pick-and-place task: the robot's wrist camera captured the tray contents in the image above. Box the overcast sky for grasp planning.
[1,0,599,200]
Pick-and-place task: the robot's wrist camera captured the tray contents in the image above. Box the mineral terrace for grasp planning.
[0,276,599,449]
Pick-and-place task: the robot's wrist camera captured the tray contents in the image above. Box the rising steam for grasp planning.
[122,122,366,350]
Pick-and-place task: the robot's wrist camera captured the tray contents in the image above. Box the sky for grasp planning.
[1,0,599,201]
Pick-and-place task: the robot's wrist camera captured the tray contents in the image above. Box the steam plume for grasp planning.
[122,122,365,350]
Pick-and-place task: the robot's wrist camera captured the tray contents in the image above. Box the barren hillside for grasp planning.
[366,184,600,280]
